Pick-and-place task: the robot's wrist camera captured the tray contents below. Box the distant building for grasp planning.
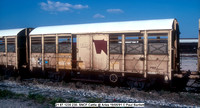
[179,38,198,71]
[179,38,198,54]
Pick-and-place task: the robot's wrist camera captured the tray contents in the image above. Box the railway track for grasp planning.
[186,79,200,92]
[0,77,200,107]
[1,67,200,92]
[19,73,200,93]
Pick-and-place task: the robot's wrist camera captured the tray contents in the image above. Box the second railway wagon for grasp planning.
[29,18,180,83]
[198,19,200,72]
[0,28,33,76]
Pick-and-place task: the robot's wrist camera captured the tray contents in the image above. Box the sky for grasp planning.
[0,0,199,38]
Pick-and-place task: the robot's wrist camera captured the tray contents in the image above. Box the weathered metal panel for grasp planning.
[92,34,109,70]
[7,53,16,66]
[57,53,72,69]
[147,55,168,74]
[77,35,92,69]
[77,34,109,71]
[0,53,6,65]
[30,53,42,70]
[125,55,144,73]
[57,36,72,71]
[44,53,56,69]
[110,54,122,71]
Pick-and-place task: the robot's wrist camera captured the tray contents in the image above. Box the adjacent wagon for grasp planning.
[198,19,200,72]
[0,28,33,76]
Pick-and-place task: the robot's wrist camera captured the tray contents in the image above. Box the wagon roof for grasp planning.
[30,19,175,35]
[0,28,25,37]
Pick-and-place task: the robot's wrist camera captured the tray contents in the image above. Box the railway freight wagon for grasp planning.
[30,19,180,84]
[198,19,200,72]
[0,28,33,76]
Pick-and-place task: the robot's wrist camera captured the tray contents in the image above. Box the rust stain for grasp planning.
[57,53,72,69]
[93,40,107,54]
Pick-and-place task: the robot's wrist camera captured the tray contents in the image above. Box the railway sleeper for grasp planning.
[125,76,172,91]
[185,78,200,92]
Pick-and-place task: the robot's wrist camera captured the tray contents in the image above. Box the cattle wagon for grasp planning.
[29,19,180,85]
[0,28,33,76]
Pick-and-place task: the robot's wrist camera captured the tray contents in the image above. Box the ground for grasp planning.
[180,55,197,72]
[0,78,199,108]
[0,99,49,108]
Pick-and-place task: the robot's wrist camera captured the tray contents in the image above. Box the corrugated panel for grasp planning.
[30,19,175,35]
[0,28,25,37]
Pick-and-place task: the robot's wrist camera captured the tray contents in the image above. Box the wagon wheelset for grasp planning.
[49,71,71,82]
[109,74,118,83]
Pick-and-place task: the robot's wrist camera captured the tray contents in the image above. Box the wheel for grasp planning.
[5,69,12,78]
[109,74,118,83]
[54,73,61,81]
[137,81,146,90]
[59,71,66,81]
